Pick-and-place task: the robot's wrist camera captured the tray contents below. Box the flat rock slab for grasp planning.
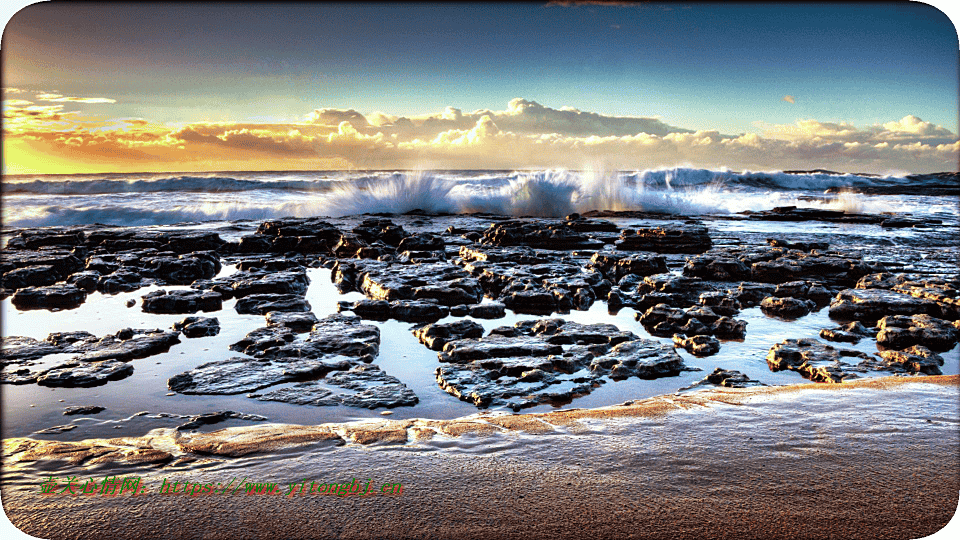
[414,320,485,351]
[172,317,220,338]
[141,289,222,314]
[819,321,877,344]
[167,355,356,395]
[176,410,268,430]
[432,318,686,410]
[829,289,940,322]
[11,284,87,311]
[760,296,816,319]
[616,223,712,253]
[481,219,606,250]
[265,311,320,332]
[243,314,381,360]
[73,329,181,363]
[37,360,134,387]
[637,304,747,339]
[228,270,309,298]
[234,294,311,315]
[338,299,450,323]
[764,337,939,382]
[876,314,959,351]
[63,406,106,416]
[876,346,944,375]
[672,334,721,356]
[254,365,418,409]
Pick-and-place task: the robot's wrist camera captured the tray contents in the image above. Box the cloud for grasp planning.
[782,95,795,104]
[4,97,957,174]
[35,93,117,104]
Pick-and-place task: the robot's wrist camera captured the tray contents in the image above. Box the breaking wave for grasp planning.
[2,167,951,228]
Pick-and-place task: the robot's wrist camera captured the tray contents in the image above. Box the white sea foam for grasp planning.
[1,168,954,228]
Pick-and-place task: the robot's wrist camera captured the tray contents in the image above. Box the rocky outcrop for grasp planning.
[172,317,220,338]
[616,223,711,253]
[875,314,959,351]
[141,289,223,314]
[11,284,87,311]
[672,334,721,356]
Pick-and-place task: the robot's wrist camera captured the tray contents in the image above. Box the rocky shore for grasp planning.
[2,210,958,413]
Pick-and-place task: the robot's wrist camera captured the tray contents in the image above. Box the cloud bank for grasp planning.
[3,96,957,174]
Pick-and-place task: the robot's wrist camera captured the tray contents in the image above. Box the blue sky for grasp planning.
[2,2,958,173]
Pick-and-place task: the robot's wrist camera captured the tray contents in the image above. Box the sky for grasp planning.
[1,1,958,175]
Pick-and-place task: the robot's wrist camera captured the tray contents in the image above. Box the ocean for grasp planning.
[3,167,958,229]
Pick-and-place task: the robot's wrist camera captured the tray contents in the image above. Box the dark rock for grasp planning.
[265,311,320,333]
[467,302,506,319]
[766,338,872,382]
[0,336,63,363]
[176,410,268,430]
[703,368,762,388]
[141,289,222,314]
[73,329,181,363]
[413,320,486,351]
[876,346,944,375]
[760,296,816,319]
[11,284,87,311]
[37,360,135,387]
[481,219,605,250]
[63,406,105,416]
[672,334,721,356]
[353,218,407,246]
[616,223,711,254]
[235,294,311,315]
[229,270,309,297]
[587,252,668,281]
[168,356,354,395]
[637,304,746,339]
[66,270,100,292]
[876,314,959,352]
[819,321,877,344]
[397,233,444,252]
[254,365,418,409]
[230,326,296,357]
[828,289,939,322]
[1,265,58,290]
[172,317,220,338]
[339,299,449,322]
[766,239,829,251]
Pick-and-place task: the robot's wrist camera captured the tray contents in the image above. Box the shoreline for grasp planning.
[3,374,958,540]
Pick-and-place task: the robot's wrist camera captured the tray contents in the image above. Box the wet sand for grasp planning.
[3,376,958,540]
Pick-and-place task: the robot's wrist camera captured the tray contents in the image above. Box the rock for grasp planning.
[34,425,78,435]
[234,294,311,315]
[0,265,58,290]
[698,292,742,317]
[353,218,407,246]
[168,356,354,394]
[616,223,711,253]
[63,405,105,416]
[265,311,320,333]
[637,304,746,339]
[432,318,685,410]
[876,314,959,351]
[172,317,220,338]
[672,334,721,356]
[766,338,873,382]
[397,233,444,252]
[141,289,223,314]
[481,219,605,250]
[229,270,309,297]
[139,253,220,285]
[414,320,486,351]
[37,360,135,387]
[254,365,418,409]
[176,410,268,430]
[819,321,877,344]
[73,329,182,363]
[230,326,296,357]
[96,269,145,294]
[876,346,944,375]
[760,296,816,319]
[11,284,87,311]
[339,299,449,322]
[828,289,939,322]
[0,336,63,363]
[587,252,667,281]
[467,302,506,319]
[766,239,829,251]
[703,368,762,388]
[66,270,101,292]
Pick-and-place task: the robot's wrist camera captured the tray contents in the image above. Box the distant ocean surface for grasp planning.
[2,168,958,228]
